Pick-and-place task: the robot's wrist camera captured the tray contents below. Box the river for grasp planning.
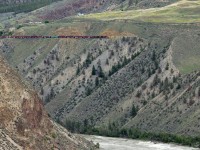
[82,135,199,150]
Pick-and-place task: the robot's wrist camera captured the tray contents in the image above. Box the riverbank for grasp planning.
[63,120,200,148]
[82,135,199,150]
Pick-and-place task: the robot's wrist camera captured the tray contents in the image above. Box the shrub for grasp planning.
[44,20,49,24]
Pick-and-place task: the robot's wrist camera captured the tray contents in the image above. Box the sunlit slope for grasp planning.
[80,0,200,23]
[3,19,200,74]
[172,32,200,74]
[3,22,92,66]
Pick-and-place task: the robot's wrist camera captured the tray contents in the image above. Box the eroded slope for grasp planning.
[0,56,95,149]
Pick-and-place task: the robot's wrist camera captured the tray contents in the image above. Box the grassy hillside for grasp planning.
[1,0,178,21]
[111,0,178,10]
[80,0,200,23]
[172,32,200,74]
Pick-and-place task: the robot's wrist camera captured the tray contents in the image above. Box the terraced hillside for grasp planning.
[0,0,200,147]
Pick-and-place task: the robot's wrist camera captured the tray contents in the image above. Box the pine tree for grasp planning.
[0,31,3,36]
[131,104,137,117]
[111,65,117,74]
[45,94,50,103]
[56,55,59,61]
[50,88,55,98]
[176,84,181,90]
[123,56,128,65]
[95,77,99,86]
[84,119,88,127]
[164,77,169,90]
[85,53,92,67]
[117,61,121,69]
[198,87,200,97]
[152,74,159,86]
[92,65,96,75]
[165,62,169,70]
[151,50,156,61]
[85,87,92,96]
[40,88,44,95]
[33,69,36,74]
[99,66,105,78]
[76,65,80,75]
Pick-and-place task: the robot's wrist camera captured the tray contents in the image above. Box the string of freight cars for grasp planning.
[0,35,109,39]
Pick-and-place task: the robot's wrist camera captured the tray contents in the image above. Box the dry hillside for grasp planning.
[0,56,95,149]
[0,0,200,148]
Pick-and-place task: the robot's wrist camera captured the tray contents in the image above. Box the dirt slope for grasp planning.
[0,56,95,149]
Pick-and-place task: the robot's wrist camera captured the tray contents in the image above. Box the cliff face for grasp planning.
[0,56,95,149]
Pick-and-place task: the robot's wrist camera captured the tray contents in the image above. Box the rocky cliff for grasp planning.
[0,56,95,149]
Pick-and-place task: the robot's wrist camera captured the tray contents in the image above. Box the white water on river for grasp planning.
[82,135,199,150]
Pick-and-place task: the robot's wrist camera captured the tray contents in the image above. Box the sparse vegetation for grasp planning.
[1,1,200,149]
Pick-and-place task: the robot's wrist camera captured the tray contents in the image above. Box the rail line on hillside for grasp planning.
[0,35,109,39]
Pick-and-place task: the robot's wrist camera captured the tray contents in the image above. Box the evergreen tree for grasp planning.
[131,104,137,117]
[151,50,156,61]
[99,66,105,78]
[152,74,159,86]
[165,62,169,70]
[95,77,99,86]
[0,31,3,36]
[163,77,169,90]
[85,53,92,67]
[123,56,128,66]
[176,84,181,90]
[131,54,135,60]
[198,87,200,97]
[84,119,88,127]
[85,87,92,96]
[111,65,117,74]
[92,65,96,75]
[147,68,151,77]
[45,94,50,103]
[117,61,121,69]
[40,87,44,95]
[76,64,80,75]
[108,70,112,76]
[50,88,55,98]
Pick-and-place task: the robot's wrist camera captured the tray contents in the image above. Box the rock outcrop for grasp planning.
[0,56,95,149]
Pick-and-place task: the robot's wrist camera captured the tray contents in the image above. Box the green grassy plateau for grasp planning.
[80,0,200,23]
